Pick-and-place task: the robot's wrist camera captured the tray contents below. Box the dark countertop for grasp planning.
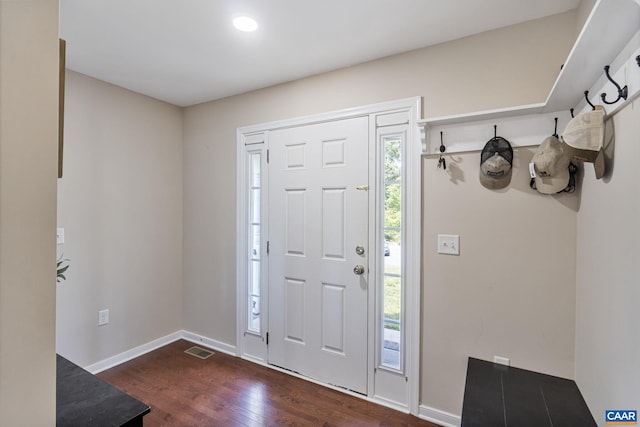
[57,354,150,427]
[461,357,596,427]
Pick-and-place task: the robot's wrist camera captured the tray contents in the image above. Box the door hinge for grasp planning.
[267,241,270,255]
[266,332,269,345]
[267,149,270,164]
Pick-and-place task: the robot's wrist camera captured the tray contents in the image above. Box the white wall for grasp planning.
[56,71,184,367]
[575,99,640,425]
[183,10,579,416]
[0,0,59,425]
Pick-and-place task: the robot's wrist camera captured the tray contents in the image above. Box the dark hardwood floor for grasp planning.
[97,339,441,427]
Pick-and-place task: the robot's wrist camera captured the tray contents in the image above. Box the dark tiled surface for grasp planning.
[57,355,150,427]
[461,357,596,427]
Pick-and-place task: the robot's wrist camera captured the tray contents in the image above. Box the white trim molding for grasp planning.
[181,330,237,356]
[418,405,461,427]
[236,96,423,414]
[84,331,183,374]
[82,330,237,374]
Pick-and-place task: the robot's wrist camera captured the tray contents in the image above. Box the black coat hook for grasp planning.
[494,124,497,139]
[570,108,574,118]
[584,90,596,110]
[553,117,558,138]
[636,55,640,68]
[438,131,446,170]
[600,65,628,105]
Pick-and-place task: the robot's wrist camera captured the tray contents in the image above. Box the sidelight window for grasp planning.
[380,133,404,372]
[247,150,262,334]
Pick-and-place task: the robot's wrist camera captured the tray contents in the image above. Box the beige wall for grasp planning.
[183,10,578,415]
[575,99,640,422]
[56,71,184,366]
[423,148,578,413]
[0,0,59,425]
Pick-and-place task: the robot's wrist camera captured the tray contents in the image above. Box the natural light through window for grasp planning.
[247,151,261,334]
[381,134,403,371]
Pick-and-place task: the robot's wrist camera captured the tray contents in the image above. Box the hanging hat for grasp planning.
[480,136,513,190]
[562,106,605,179]
[532,136,571,194]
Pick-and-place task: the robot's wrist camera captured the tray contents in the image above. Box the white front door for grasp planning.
[268,117,369,394]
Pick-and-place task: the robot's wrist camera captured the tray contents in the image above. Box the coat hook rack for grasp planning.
[584,90,596,110]
[570,108,575,118]
[553,117,558,138]
[438,131,446,170]
[600,65,628,105]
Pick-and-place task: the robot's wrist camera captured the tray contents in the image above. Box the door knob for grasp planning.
[355,246,365,255]
[353,265,365,275]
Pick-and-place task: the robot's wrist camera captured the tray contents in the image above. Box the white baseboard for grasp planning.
[180,330,237,356]
[418,405,461,427]
[85,331,182,374]
[84,330,237,374]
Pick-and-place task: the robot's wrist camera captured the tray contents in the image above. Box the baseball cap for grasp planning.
[532,135,571,194]
[479,136,513,190]
[562,106,605,179]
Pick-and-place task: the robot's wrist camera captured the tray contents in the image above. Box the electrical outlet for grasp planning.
[56,227,65,244]
[98,309,109,326]
[494,356,510,366]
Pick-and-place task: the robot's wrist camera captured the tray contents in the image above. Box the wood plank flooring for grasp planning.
[97,339,441,427]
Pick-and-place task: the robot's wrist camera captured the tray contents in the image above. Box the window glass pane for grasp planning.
[381,133,403,372]
[248,260,261,333]
[382,275,401,370]
[250,224,260,260]
[250,153,261,187]
[249,295,260,332]
[250,189,260,224]
[384,237,401,274]
[250,260,260,296]
[384,139,402,183]
[384,183,401,229]
[247,150,262,334]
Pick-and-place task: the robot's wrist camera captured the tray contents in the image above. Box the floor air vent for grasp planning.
[184,346,214,360]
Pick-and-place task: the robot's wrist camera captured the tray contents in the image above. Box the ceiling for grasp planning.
[60,0,582,107]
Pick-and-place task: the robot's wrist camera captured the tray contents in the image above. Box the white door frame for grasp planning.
[236,97,422,414]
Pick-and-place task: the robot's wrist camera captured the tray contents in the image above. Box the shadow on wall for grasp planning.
[602,117,616,183]
[445,155,465,185]
[433,147,582,213]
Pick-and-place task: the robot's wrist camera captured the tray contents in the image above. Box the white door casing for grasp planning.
[267,117,369,394]
[236,97,422,413]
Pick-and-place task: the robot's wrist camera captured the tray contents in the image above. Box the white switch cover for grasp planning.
[98,309,109,326]
[437,234,460,255]
[56,227,65,244]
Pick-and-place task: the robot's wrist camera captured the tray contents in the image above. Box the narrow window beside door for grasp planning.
[381,134,403,371]
[247,150,262,334]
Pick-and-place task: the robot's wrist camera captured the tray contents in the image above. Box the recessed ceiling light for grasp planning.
[233,16,258,32]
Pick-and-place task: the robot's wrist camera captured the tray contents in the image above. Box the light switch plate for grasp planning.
[56,227,65,245]
[437,234,459,255]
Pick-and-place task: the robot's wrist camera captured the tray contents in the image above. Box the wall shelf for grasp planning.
[421,0,640,155]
